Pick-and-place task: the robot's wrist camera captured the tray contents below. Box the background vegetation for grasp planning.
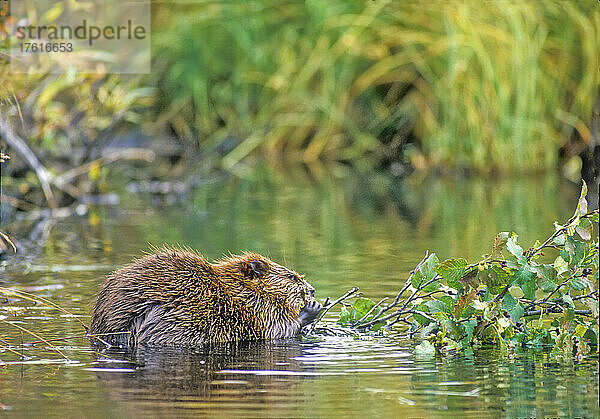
[151,0,599,172]
[0,0,598,188]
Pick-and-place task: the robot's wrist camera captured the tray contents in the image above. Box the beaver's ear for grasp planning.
[241,260,268,279]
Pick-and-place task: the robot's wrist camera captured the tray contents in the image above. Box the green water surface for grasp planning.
[0,170,597,418]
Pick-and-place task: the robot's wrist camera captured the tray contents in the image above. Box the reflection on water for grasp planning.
[92,341,309,417]
[0,169,597,417]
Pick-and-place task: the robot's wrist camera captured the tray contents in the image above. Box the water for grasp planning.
[0,169,598,417]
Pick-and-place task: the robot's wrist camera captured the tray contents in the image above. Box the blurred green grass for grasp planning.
[1,0,598,174]
[152,0,599,172]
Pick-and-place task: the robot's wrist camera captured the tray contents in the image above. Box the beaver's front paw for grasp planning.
[298,300,323,327]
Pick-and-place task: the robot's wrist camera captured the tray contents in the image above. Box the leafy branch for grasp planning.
[312,181,599,358]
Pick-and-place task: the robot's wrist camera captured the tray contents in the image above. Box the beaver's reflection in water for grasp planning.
[91,339,316,415]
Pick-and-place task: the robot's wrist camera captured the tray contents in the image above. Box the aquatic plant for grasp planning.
[319,181,599,358]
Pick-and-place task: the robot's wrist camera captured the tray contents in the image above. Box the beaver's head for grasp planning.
[219,252,316,319]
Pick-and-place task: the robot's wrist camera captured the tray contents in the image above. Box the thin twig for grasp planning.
[357,251,430,327]
[1,320,69,360]
[0,343,28,358]
[356,272,441,330]
[307,287,359,334]
[572,293,597,301]
[351,297,387,326]
[523,278,570,312]
[523,309,593,317]
[0,287,89,332]
[86,334,113,348]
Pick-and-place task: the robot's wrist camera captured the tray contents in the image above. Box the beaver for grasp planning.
[90,247,322,346]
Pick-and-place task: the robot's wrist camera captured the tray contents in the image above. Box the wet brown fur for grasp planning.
[90,247,317,346]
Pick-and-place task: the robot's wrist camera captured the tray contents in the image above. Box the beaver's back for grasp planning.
[90,248,319,346]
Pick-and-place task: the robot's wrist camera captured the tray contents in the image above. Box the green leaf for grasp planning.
[438,295,455,308]
[537,278,557,292]
[411,271,423,289]
[515,264,536,300]
[553,256,569,276]
[352,298,375,317]
[533,263,557,282]
[570,276,586,291]
[481,288,491,302]
[507,235,525,263]
[421,254,440,292]
[583,328,598,347]
[564,236,587,266]
[419,322,438,338]
[413,304,432,326]
[533,264,557,292]
[337,306,351,325]
[422,253,439,277]
[497,317,510,330]
[591,212,599,223]
[561,294,574,309]
[503,294,524,323]
[574,324,587,337]
[337,298,386,328]
[422,280,440,293]
[520,281,536,300]
[502,293,517,311]
[562,307,575,324]
[473,300,488,311]
[552,234,565,246]
[484,264,511,295]
[425,299,451,315]
[412,254,440,292]
[509,302,524,324]
[459,304,476,319]
[463,319,477,341]
[435,258,468,291]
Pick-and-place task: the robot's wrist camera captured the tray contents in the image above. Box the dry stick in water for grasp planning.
[0,287,89,332]
[0,336,28,358]
[0,343,28,358]
[1,320,69,360]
